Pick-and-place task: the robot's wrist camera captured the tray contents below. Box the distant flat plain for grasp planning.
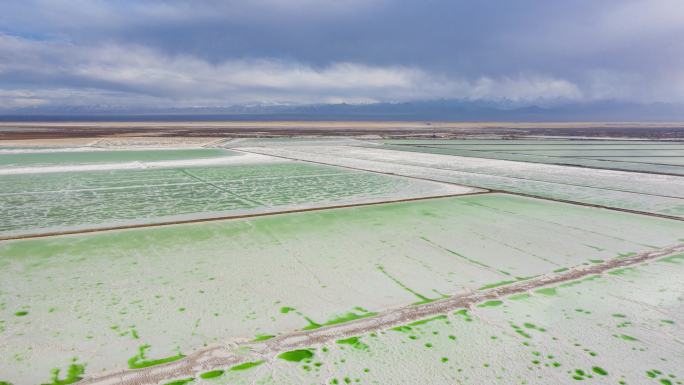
[2,121,684,140]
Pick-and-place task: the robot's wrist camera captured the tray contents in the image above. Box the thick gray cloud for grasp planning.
[0,0,683,109]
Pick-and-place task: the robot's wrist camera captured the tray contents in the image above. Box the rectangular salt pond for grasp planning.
[378,139,684,146]
[1,193,683,384]
[0,160,470,237]
[375,140,684,176]
[241,144,684,218]
[411,147,684,158]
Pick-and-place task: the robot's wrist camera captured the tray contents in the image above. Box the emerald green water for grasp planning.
[252,334,275,342]
[127,344,185,369]
[309,310,378,330]
[41,360,85,385]
[535,288,558,296]
[277,349,314,362]
[478,300,503,307]
[230,361,264,371]
[162,378,193,385]
[199,370,223,379]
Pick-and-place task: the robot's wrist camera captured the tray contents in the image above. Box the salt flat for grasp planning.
[1,134,683,385]
[1,193,683,384]
[0,148,472,237]
[206,253,684,385]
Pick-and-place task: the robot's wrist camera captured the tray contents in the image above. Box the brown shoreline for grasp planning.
[2,121,684,140]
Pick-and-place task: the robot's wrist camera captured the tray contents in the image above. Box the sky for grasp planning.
[1,0,683,110]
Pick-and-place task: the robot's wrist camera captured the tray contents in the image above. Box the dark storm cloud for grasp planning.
[0,0,683,108]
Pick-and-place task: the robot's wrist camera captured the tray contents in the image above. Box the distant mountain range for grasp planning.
[2,100,684,121]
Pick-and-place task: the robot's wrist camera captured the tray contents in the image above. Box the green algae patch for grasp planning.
[571,369,591,381]
[42,360,85,385]
[657,253,684,264]
[510,324,532,339]
[411,298,438,306]
[646,370,661,379]
[300,318,322,330]
[252,334,275,342]
[477,275,538,291]
[128,344,185,369]
[509,293,531,301]
[337,337,369,350]
[280,306,322,330]
[199,370,224,379]
[592,367,608,376]
[308,310,378,330]
[164,378,193,385]
[553,267,569,273]
[391,325,413,333]
[617,251,637,258]
[616,334,639,342]
[410,314,447,326]
[478,300,503,308]
[454,309,473,322]
[337,337,361,345]
[278,349,314,362]
[523,322,546,332]
[0,381,14,385]
[14,311,28,317]
[534,287,558,296]
[609,267,637,276]
[478,280,517,290]
[230,360,264,371]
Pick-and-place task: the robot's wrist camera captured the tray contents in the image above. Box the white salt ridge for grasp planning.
[0,153,285,175]
[0,146,214,154]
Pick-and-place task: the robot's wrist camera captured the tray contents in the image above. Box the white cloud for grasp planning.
[600,0,684,40]
[2,1,684,109]
[2,0,382,34]
[0,89,48,108]
[467,76,582,102]
[0,34,647,109]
